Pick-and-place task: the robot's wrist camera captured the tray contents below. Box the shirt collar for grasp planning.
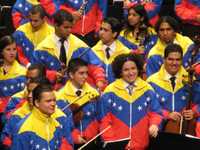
[103,41,116,53]
[164,69,178,81]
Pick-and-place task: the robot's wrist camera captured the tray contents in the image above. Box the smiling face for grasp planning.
[121,60,138,83]
[164,52,182,76]
[2,42,17,64]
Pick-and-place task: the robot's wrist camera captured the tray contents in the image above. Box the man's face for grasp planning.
[55,20,73,39]
[70,66,88,88]
[99,22,116,45]
[164,52,182,76]
[158,22,176,44]
[26,69,40,83]
[30,13,45,31]
[35,91,56,116]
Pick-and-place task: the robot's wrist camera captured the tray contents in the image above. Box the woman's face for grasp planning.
[2,42,17,64]
[121,60,138,83]
[128,8,142,27]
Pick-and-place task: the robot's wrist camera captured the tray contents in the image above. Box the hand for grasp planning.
[78,136,87,144]
[182,109,194,120]
[72,11,82,22]
[149,124,159,138]
[96,80,107,91]
[168,112,182,121]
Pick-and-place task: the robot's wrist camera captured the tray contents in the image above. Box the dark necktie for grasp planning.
[76,90,82,97]
[170,76,176,90]
[105,47,110,59]
[59,38,67,66]
[127,84,134,95]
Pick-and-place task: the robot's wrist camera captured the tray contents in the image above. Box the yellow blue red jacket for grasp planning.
[118,27,157,56]
[13,22,54,66]
[98,78,162,150]
[11,107,73,150]
[175,0,200,26]
[147,65,199,120]
[56,0,107,36]
[56,80,99,144]
[146,33,196,77]
[91,40,131,83]
[33,33,105,85]
[12,0,40,28]
[0,61,26,113]
[125,0,163,25]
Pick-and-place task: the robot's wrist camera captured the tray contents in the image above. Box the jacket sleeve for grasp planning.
[98,93,115,141]
[148,90,163,126]
[175,0,200,23]
[11,132,30,150]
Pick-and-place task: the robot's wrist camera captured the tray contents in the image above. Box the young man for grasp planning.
[56,58,100,149]
[146,16,200,77]
[11,84,73,150]
[147,43,198,131]
[91,17,130,83]
[13,5,54,66]
[34,9,106,90]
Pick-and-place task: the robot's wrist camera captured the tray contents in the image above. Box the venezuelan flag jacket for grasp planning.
[13,22,54,66]
[91,40,131,83]
[12,0,40,28]
[58,0,107,36]
[126,0,163,25]
[0,61,26,113]
[11,107,73,150]
[146,33,196,77]
[175,0,200,26]
[33,34,105,85]
[147,66,199,120]
[118,27,157,56]
[56,80,99,144]
[98,78,162,150]
[5,89,28,119]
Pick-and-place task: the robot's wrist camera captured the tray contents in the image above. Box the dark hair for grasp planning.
[164,43,183,58]
[29,4,47,19]
[53,10,73,26]
[112,53,144,78]
[28,63,46,78]
[155,16,180,33]
[67,58,88,76]
[0,35,15,63]
[103,17,122,39]
[124,4,150,38]
[28,77,50,85]
[32,84,53,106]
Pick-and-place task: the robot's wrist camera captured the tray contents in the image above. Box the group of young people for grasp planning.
[0,0,200,150]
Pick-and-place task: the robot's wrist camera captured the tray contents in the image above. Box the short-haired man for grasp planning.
[91,17,130,83]
[11,84,73,150]
[147,43,198,131]
[13,4,54,66]
[34,10,106,90]
[56,58,100,149]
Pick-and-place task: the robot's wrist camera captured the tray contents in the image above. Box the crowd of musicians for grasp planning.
[0,0,200,150]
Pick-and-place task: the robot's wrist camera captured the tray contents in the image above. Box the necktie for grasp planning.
[170,76,176,90]
[76,90,82,97]
[127,84,134,95]
[59,38,67,66]
[105,47,110,59]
